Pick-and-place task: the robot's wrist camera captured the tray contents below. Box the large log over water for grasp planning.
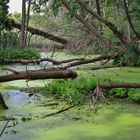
[1,58,85,65]
[12,21,68,44]
[0,69,77,83]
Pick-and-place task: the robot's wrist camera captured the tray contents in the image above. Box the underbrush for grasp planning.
[105,88,140,102]
[43,76,140,105]
[44,77,96,105]
[0,48,40,61]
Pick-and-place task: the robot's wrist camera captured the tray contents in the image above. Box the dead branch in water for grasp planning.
[42,105,74,118]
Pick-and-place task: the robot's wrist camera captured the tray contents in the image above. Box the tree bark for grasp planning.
[95,0,101,16]
[20,0,26,48]
[100,82,140,89]
[62,54,113,69]
[1,58,85,65]
[0,69,77,83]
[114,0,120,26]
[12,21,68,44]
[24,0,31,47]
[0,93,8,110]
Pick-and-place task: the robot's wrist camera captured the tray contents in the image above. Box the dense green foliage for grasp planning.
[114,45,140,66]
[0,0,10,30]
[0,48,40,60]
[45,77,96,104]
[106,88,140,102]
[44,76,140,104]
[0,31,20,49]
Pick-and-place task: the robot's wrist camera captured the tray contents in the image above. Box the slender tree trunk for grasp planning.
[60,0,116,51]
[25,0,31,47]
[20,0,26,48]
[13,21,68,44]
[123,0,140,39]
[95,0,101,16]
[77,0,128,46]
[114,0,120,26]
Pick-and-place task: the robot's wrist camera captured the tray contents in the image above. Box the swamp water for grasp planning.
[0,89,140,140]
[0,53,140,140]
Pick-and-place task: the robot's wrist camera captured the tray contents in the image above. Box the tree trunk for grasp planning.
[60,0,116,51]
[13,21,68,44]
[20,0,26,48]
[95,0,101,16]
[77,0,128,46]
[114,0,120,26]
[0,93,8,110]
[24,0,31,47]
[0,69,77,83]
[100,82,140,89]
[123,0,140,39]
[1,57,85,65]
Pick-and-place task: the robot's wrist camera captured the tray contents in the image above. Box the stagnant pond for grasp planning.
[0,52,140,140]
[0,90,140,140]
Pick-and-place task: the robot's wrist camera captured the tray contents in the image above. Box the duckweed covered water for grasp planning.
[0,90,140,140]
[0,53,140,140]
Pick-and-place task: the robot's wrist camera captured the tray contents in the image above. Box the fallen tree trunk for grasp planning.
[92,82,140,111]
[1,58,85,65]
[0,93,8,110]
[62,54,113,69]
[100,82,140,89]
[0,54,112,66]
[0,69,77,83]
[0,54,114,82]
[12,21,68,44]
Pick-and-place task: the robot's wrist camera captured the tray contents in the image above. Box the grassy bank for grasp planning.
[41,67,140,104]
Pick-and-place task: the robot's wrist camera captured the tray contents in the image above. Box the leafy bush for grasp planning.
[0,48,40,61]
[113,45,140,66]
[128,89,140,102]
[0,31,20,49]
[45,77,96,105]
[105,88,140,102]
[105,88,129,98]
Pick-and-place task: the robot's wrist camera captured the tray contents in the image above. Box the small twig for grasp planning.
[37,103,59,107]
[41,105,74,119]
[0,116,11,137]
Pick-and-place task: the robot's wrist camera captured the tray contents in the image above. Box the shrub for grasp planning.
[128,89,140,102]
[0,31,20,49]
[105,88,129,98]
[0,48,40,61]
[45,76,96,105]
